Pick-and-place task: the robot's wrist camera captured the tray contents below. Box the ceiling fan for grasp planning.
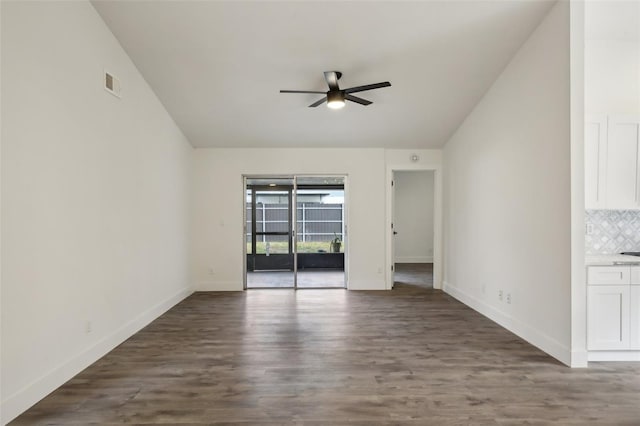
[280,71,391,109]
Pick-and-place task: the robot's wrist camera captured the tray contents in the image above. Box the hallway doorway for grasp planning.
[393,263,433,289]
[389,170,437,289]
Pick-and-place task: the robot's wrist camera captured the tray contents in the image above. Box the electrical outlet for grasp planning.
[506,293,511,304]
[586,223,594,235]
[498,290,503,301]
[86,321,93,334]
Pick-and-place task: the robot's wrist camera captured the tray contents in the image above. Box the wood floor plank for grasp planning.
[10,279,640,425]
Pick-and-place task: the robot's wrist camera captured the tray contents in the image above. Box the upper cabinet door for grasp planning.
[606,116,640,210]
[585,116,608,209]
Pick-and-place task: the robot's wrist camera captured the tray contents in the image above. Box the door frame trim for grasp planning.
[385,165,442,290]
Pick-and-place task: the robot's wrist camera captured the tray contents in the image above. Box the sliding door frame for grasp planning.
[243,174,348,290]
[248,184,294,267]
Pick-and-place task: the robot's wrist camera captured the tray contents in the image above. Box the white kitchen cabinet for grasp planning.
[588,284,630,350]
[584,115,640,210]
[588,265,640,353]
[605,115,640,209]
[631,285,640,349]
[631,266,640,350]
[585,116,608,209]
[588,265,630,285]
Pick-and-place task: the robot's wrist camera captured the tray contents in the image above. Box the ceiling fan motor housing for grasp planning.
[327,91,345,104]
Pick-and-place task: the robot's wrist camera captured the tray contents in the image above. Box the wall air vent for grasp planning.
[104,70,121,98]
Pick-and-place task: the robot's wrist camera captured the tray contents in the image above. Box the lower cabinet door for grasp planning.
[631,286,640,349]
[588,285,631,350]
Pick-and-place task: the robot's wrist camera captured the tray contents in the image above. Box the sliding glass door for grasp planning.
[245,178,295,288]
[244,175,346,289]
[295,177,345,288]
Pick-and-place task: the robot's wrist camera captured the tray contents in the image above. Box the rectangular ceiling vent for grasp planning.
[104,70,121,98]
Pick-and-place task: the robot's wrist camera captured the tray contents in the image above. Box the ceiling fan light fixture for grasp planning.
[280,71,390,108]
[326,91,345,109]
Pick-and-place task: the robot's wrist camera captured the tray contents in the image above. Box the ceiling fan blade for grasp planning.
[344,82,391,94]
[308,97,327,107]
[280,90,326,94]
[345,94,372,106]
[324,71,341,91]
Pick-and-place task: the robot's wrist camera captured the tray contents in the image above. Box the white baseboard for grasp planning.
[443,281,571,367]
[395,256,433,263]
[588,351,640,361]
[348,279,386,290]
[1,287,193,425]
[196,280,243,291]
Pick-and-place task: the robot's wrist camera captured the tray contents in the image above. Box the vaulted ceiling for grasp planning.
[92,1,555,148]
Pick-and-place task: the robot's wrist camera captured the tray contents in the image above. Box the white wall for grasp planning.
[394,171,434,263]
[0,0,3,410]
[192,148,386,291]
[585,1,640,115]
[442,2,572,365]
[1,2,193,423]
[570,1,587,368]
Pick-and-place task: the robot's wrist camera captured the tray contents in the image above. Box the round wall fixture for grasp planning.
[410,154,420,162]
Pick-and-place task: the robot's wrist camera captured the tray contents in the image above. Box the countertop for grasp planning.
[586,254,640,266]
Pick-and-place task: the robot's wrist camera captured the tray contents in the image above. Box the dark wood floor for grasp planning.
[11,278,640,424]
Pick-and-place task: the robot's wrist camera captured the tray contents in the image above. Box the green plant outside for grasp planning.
[248,241,344,254]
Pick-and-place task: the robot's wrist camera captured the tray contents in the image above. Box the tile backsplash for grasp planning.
[586,210,640,255]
